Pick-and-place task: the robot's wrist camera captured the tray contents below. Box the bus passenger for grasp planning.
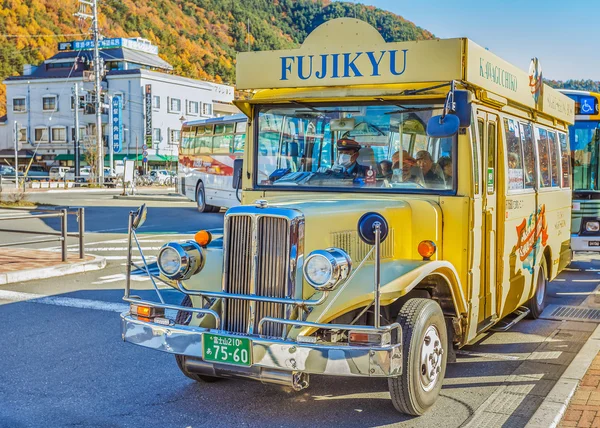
[438,156,452,185]
[379,160,393,180]
[391,151,424,185]
[415,150,444,186]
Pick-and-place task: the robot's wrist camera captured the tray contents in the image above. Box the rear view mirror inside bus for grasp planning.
[427,114,460,138]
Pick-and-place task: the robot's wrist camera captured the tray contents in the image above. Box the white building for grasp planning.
[0,38,236,170]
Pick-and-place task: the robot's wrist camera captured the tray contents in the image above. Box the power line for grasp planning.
[0,33,89,39]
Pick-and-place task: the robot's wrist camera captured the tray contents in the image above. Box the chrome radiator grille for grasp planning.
[222,208,303,337]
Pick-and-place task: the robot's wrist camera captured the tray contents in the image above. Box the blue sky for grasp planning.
[343,1,596,81]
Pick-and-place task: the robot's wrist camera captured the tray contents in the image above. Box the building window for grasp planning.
[153,128,162,143]
[170,129,181,144]
[42,95,58,112]
[202,103,213,116]
[71,127,86,142]
[187,101,199,115]
[71,95,85,110]
[18,128,28,143]
[168,98,181,113]
[34,127,49,143]
[152,95,160,109]
[51,127,67,143]
[13,97,26,113]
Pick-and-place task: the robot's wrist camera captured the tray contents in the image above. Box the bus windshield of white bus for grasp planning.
[255,103,455,192]
[571,120,600,191]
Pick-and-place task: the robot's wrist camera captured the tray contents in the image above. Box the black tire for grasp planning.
[196,182,217,213]
[526,257,548,319]
[388,298,448,416]
[174,296,221,383]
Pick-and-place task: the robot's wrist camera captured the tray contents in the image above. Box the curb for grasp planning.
[525,324,600,427]
[0,255,107,285]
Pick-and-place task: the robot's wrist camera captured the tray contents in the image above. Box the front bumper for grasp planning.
[121,313,402,377]
[571,234,600,252]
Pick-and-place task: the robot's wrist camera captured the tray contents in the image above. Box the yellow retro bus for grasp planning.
[558,90,600,251]
[121,19,574,415]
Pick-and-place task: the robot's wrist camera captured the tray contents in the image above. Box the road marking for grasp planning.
[103,256,156,261]
[456,350,522,361]
[0,290,128,313]
[92,273,151,284]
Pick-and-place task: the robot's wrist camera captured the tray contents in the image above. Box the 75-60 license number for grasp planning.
[202,333,252,366]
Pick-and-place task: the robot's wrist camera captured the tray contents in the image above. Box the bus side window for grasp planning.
[503,118,524,190]
[559,132,572,188]
[233,133,245,153]
[547,131,560,187]
[213,134,233,154]
[198,135,213,154]
[470,115,480,195]
[535,127,551,188]
[487,122,496,194]
[520,122,536,189]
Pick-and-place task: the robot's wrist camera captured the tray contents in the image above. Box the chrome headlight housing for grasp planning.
[303,248,352,291]
[157,241,205,280]
[585,221,600,233]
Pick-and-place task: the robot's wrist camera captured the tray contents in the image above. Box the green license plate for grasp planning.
[202,333,252,366]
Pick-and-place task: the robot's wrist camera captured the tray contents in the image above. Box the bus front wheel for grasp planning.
[526,257,548,319]
[388,298,447,416]
[196,182,219,213]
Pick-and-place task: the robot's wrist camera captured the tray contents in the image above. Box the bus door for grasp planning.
[478,111,499,322]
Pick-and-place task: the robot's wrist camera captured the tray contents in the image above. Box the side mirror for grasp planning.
[357,212,389,245]
[454,90,472,128]
[427,114,460,138]
[132,204,147,231]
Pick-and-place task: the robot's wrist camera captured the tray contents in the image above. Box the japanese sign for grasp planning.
[145,85,153,149]
[58,38,159,54]
[112,96,123,154]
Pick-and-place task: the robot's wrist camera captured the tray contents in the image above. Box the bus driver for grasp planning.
[333,139,368,178]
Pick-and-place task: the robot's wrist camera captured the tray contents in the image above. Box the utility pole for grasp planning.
[73,83,81,180]
[92,0,103,186]
[13,121,19,189]
[75,0,103,186]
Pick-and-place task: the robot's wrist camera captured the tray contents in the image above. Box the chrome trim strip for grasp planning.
[176,281,329,306]
[258,317,401,334]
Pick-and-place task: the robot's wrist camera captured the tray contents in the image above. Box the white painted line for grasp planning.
[103,256,156,261]
[456,349,522,361]
[0,290,128,313]
[92,273,150,284]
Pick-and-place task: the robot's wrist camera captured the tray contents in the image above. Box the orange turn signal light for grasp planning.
[194,230,212,247]
[418,240,436,260]
[136,305,152,317]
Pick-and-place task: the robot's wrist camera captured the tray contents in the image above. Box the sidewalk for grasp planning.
[0,248,105,285]
[559,352,600,426]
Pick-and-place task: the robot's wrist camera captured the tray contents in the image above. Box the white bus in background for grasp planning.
[178,114,246,212]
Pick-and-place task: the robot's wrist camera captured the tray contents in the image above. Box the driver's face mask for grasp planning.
[337,153,353,168]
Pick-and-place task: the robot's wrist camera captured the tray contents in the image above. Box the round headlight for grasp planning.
[158,246,181,276]
[157,241,205,280]
[303,248,351,291]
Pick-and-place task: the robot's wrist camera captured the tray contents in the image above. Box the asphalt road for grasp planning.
[0,190,599,427]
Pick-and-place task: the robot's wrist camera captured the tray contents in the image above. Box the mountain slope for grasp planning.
[0,0,433,116]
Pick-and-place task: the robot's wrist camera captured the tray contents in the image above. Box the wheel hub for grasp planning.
[420,325,444,392]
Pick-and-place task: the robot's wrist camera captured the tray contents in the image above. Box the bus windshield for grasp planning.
[255,103,455,192]
[571,120,600,191]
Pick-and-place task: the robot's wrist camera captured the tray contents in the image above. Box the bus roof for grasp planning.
[236,18,574,125]
[183,113,247,127]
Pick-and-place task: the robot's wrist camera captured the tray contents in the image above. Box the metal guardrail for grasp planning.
[0,207,85,262]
